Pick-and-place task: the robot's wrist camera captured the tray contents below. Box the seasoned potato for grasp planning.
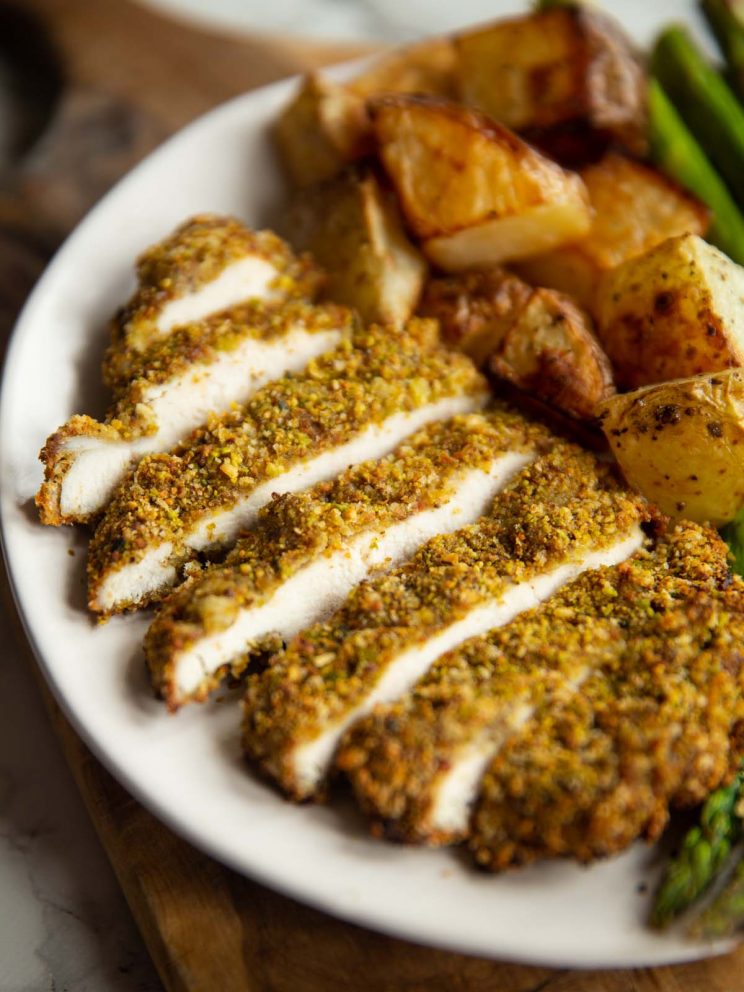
[490,288,615,421]
[418,268,532,364]
[456,7,647,166]
[599,370,744,525]
[371,95,592,270]
[516,154,710,313]
[347,37,457,100]
[286,167,426,326]
[273,73,371,187]
[595,234,744,390]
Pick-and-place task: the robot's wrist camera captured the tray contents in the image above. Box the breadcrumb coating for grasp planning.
[87,319,487,613]
[339,523,737,848]
[468,526,744,870]
[145,405,552,708]
[242,443,648,800]
[103,215,322,390]
[36,301,352,526]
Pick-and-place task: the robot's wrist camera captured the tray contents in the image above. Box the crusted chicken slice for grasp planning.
[470,536,744,870]
[338,522,735,848]
[241,444,648,801]
[145,406,553,710]
[87,319,487,615]
[37,301,352,526]
[103,214,321,390]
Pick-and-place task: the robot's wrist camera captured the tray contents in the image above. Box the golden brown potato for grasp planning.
[595,233,744,390]
[418,268,532,364]
[286,167,427,326]
[516,154,710,313]
[370,94,592,270]
[273,73,371,187]
[599,370,744,525]
[490,287,615,421]
[456,6,647,166]
[347,37,458,100]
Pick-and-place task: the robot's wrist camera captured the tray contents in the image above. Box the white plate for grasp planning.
[0,2,733,968]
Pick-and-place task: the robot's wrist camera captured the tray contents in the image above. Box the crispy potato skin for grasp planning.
[516,154,710,313]
[596,234,744,390]
[491,287,615,421]
[599,369,744,525]
[456,7,647,167]
[370,94,592,268]
[419,269,614,421]
[418,268,532,364]
[347,38,457,100]
[273,73,371,187]
[285,167,426,326]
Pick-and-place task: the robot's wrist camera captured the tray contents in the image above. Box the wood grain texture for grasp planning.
[3,0,744,988]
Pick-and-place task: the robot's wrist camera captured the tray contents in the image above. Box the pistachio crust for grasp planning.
[338,522,739,851]
[88,319,487,613]
[242,443,648,799]
[103,215,322,389]
[145,405,552,708]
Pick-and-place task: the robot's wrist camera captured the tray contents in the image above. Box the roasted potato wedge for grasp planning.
[371,95,592,270]
[286,167,426,326]
[347,37,457,100]
[599,369,744,525]
[595,233,744,389]
[418,268,532,364]
[273,73,371,187]
[490,287,615,421]
[516,154,709,313]
[456,6,647,166]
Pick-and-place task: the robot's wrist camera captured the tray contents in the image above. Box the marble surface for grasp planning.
[0,597,161,991]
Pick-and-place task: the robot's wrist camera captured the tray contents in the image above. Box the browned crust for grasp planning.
[145,405,552,710]
[241,443,649,800]
[36,417,125,526]
[103,216,323,391]
[338,521,735,848]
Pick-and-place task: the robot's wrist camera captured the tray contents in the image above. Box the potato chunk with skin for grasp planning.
[347,37,457,100]
[371,95,592,270]
[286,167,426,326]
[491,288,615,421]
[595,234,744,390]
[599,370,744,525]
[273,73,371,187]
[456,7,647,167]
[516,154,710,313]
[418,268,532,364]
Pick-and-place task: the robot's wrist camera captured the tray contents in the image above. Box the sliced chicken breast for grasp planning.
[37,302,352,525]
[242,444,648,801]
[103,214,321,390]
[338,523,738,848]
[87,319,487,614]
[470,535,744,870]
[145,406,553,709]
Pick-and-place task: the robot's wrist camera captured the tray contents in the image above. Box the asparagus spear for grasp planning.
[721,507,744,575]
[647,79,744,264]
[652,26,744,207]
[650,762,744,928]
[700,0,744,101]
[690,856,744,939]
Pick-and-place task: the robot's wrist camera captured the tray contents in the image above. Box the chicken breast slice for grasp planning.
[470,540,744,870]
[146,406,553,709]
[37,301,352,525]
[103,214,321,390]
[242,444,648,801]
[338,522,737,848]
[87,319,488,614]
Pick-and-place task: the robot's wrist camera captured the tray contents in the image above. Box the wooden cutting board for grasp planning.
[3,0,744,987]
